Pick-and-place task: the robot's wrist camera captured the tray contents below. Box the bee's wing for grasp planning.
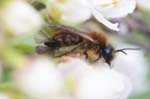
[49,25,95,42]
[34,32,50,44]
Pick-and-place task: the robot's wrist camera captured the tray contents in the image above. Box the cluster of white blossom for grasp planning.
[14,57,132,99]
[47,0,136,31]
[0,0,136,35]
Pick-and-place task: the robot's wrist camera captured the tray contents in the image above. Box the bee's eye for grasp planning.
[103,45,114,64]
[104,46,113,54]
[105,48,111,54]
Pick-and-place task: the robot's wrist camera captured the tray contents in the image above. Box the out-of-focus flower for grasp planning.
[113,46,148,95]
[47,0,91,26]
[0,0,43,35]
[75,66,132,99]
[13,55,133,98]
[57,57,132,99]
[15,57,63,98]
[57,57,90,96]
[58,57,89,77]
[0,93,10,99]
[47,0,136,31]
[136,0,150,11]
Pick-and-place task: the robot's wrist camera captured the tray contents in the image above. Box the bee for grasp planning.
[35,25,139,66]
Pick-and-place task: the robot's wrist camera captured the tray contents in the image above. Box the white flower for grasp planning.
[0,0,43,35]
[88,0,136,31]
[57,57,132,99]
[47,0,91,26]
[57,57,90,96]
[15,57,63,98]
[113,45,148,94]
[75,66,132,99]
[91,0,136,18]
[47,0,136,31]
[57,57,89,77]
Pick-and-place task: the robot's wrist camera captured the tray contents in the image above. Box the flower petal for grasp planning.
[96,0,136,18]
[47,0,91,26]
[75,66,132,99]
[91,7,119,31]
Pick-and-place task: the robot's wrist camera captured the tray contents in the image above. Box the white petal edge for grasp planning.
[91,7,119,31]
[92,9,119,31]
[86,0,119,31]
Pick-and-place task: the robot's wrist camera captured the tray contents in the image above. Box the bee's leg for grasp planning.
[70,42,85,52]
[51,47,59,57]
[83,49,88,59]
[51,49,55,57]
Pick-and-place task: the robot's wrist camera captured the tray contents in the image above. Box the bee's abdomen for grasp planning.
[53,33,83,46]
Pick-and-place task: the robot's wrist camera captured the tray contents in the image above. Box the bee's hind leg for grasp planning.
[91,49,102,62]
[83,49,89,59]
[53,43,83,57]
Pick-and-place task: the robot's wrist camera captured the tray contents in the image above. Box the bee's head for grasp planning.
[102,45,114,66]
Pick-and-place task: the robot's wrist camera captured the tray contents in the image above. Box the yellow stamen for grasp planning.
[113,0,118,7]
[57,0,65,3]
[100,0,118,8]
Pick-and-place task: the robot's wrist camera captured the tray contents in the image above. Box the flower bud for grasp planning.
[15,57,63,98]
[0,0,43,35]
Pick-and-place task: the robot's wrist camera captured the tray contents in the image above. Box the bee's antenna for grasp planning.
[114,48,141,55]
